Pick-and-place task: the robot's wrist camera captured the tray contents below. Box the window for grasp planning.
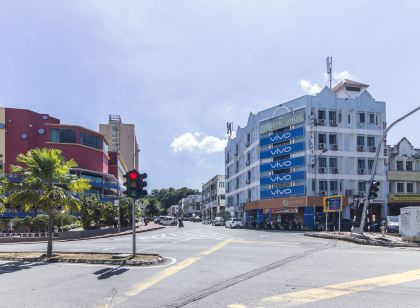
[348,114,351,124]
[406,161,413,171]
[235,143,239,155]
[226,152,230,163]
[235,161,239,172]
[329,157,337,168]
[236,177,239,187]
[318,109,326,120]
[369,113,375,124]
[319,181,328,191]
[329,110,337,121]
[358,159,366,169]
[358,112,365,123]
[247,189,251,201]
[329,134,337,145]
[246,133,250,145]
[80,131,102,150]
[220,194,225,200]
[396,161,404,171]
[407,183,414,193]
[357,135,365,146]
[219,182,224,188]
[330,181,338,192]
[318,157,327,168]
[358,181,366,192]
[318,134,326,144]
[226,167,230,178]
[368,159,374,171]
[346,86,361,92]
[367,136,375,147]
[247,151,251,164]
[247,170,251,181]
[50,128,76,143]
[397,183,404,193]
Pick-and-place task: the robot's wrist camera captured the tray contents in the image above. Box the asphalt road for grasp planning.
[0,222,419,308]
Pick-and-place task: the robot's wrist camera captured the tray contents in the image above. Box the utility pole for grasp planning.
[132,197,136,256]
[352,106,420,236]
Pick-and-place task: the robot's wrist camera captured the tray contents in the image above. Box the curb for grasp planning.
[304,232,420,248]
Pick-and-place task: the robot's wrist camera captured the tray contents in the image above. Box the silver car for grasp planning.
[225,218,243,228]
[212,217,225,226]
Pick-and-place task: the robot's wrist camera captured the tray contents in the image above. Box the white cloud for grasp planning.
[171,132,227,153]
[335,70,355,82]
[299,79,321,95]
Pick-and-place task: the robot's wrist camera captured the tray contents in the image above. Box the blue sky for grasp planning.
[1,1,420,190]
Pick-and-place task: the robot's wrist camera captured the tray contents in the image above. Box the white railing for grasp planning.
[0,232,58,238]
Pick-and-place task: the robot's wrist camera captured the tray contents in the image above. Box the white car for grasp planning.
[225,218,243,228]
[158,216,177,226]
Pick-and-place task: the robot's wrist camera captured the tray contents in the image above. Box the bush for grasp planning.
[31,214,49,232]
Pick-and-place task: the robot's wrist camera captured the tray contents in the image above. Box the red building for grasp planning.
[0,108,129,223]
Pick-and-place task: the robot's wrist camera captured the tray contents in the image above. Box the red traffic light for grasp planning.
[128,171,138,180]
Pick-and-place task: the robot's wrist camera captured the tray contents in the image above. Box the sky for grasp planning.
[1,1,420,190]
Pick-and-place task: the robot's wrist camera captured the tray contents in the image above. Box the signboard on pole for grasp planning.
[323,195,343,212]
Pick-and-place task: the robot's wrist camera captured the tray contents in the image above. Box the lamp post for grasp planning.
[313,144,328,228]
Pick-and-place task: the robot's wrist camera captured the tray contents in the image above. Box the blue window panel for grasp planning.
[260,171,305,185]
[260,185,305,199]
[260,142,305,159]
[260,127,305,147]
[260,156,305,172]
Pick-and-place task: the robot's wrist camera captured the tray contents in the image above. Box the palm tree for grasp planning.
[4,148,90,256]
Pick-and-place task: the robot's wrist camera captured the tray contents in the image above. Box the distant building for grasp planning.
[179,195,202,218]
[201,175,226,220]
[168,204,179,217]
[387,138,420,215]
[225,79,388,229]
[99,115,139,171]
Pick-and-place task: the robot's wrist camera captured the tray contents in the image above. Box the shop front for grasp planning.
[389,194,420,216]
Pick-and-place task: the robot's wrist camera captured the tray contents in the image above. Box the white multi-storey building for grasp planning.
[179,195,202,218]
[225,80,388,229]
[201,175,226,220]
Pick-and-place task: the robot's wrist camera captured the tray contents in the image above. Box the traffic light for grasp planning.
[139,173,148,198]
[369,181,380,199]
[123,170,140,199]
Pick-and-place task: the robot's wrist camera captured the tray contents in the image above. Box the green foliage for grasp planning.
[142,196,160,217]
[146,187,199,214]
[119,195,136,227]
[100,202,117,227]
[79,194,100,229]
[31,214,49,232]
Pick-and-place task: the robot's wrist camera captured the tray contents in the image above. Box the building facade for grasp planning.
[179,195,202,218]
[99,115,139,171]
[387,138,420,215]
[225,80,387,229]
[201,175,226,220]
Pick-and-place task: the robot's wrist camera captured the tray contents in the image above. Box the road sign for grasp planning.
[113,200,119,207]
[323,195,343,212]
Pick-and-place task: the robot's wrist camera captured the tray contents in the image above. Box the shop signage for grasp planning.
[260,171,305,185]
[259,109,305,135]
[323,195,343,212]
[260,142,305,159]
[310,114,315,165]
[260,185,305,199]
[390,194,420,203]
[259,127,305,147]
[272,208,299,214]
[260,156,305,172]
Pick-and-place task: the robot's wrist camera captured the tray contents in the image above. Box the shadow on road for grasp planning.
[0,261,45,275]
[94,267,129,280]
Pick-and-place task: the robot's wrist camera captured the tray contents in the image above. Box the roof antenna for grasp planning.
[326,56,333,89]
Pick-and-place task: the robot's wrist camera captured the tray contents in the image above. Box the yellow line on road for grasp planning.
[259,268,420,306]
[125,239,231,297]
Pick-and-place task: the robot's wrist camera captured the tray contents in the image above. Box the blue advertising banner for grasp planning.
[260,127,305,147]
[260,171,305,185]
[324,196,343,212]
[260,156,305,172]
[260,142,305,159]
[260,185,305,199]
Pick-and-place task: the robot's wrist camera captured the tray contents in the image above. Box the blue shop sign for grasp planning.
[260,185,305,199]
[260,127,305,147]
[260,171,305,185]
[260,142,305,159]
[260,156,305,172]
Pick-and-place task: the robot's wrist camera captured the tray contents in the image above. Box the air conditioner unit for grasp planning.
[330,120,337,127]
[359,192,365,197]
[246,179,250,184]
[226,174,229,179]
[318,119,326,126]
[246,141,250,147]
[369,146,376,152]
[320,191,327,196]
[358,168,366,174]
[345,189,353,196]
[319,167,326,174]
[331,191,338,196]
[234,151,238,157]
[357,145,364,152]
[246,160,250,166]
[319,143,326,150]
[332,168,339,174]
[226,158,230,163]
[331,144,338,151]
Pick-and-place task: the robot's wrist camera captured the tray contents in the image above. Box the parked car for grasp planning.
[313,218,353,232]
[202,218,212,224]
[191,216,201,222]
[225,218,244,228]
[158,216,177,226]
[386,215,400,233]
[212,217,225,226]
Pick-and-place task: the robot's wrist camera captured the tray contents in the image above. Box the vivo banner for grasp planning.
[260,142,305,159]
[260,171,305,185]
[260,185,305,199]
[260,156,305,172]
[260,127,305,147]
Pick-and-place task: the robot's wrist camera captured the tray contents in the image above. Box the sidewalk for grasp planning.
[305,231,420,248]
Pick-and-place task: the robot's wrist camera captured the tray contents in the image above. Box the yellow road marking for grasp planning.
[125,239,230,297]
[229,239,300,246]
[260,268,420,306]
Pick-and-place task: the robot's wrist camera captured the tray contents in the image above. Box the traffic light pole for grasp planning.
[352,106,420,237]
[132,197,136,257]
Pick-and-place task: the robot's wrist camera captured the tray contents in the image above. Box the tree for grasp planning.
[100,202,117,227]
[79,194,100,229]
[142,196,160,217]
[3,148,90,256]
[149,187,199,212]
